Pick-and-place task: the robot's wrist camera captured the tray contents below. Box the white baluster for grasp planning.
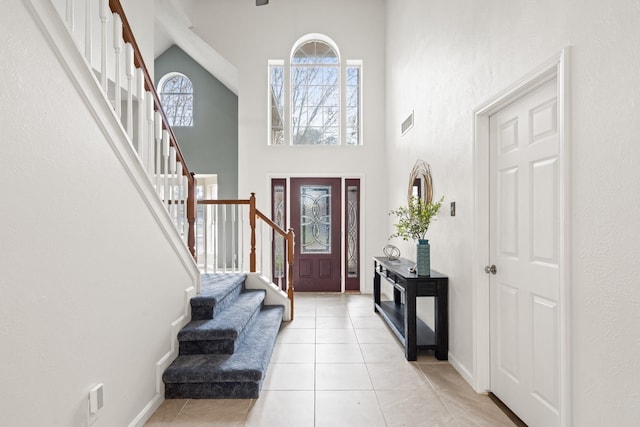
[222,206,227,273]
[99,0,110,93]
[203,204,209,273]
[162,130,170,208]
[176,162,184,238]
[112,13,123,117]
[85,0,92,62]
[66,0,74,31]
[145,92,154,175]
[240,205,245,272]
[259,221,264,274]
[183,174,189,244]
[155,111,163,191]
[135,69,145,156]
[169,146,177,221]
[231,205,236,272]
[125,43,134,139]
[212,206,218,272]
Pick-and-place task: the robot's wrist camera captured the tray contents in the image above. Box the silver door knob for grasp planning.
[484,265,497,274]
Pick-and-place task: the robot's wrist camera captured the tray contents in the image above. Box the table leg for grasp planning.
[404,283,417,361]
[373,270,381,313]
[435,281,449,360]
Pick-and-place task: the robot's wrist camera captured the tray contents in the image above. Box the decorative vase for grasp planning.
[416,239,431,276]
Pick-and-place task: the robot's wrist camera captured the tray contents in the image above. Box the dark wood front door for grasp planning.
[290,178,342,292]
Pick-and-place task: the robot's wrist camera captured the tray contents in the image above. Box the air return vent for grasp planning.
[401,111,414,135]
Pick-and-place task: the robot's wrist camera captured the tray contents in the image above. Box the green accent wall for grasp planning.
[155,45,238,198]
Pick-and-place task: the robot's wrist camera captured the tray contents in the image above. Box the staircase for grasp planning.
[163,273,284,399]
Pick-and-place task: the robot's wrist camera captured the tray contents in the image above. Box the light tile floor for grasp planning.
[145,293,516,427]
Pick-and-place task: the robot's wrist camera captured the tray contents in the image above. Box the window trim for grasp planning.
[268,34,363,146]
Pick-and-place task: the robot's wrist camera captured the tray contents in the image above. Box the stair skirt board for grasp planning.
[163,274,284,399]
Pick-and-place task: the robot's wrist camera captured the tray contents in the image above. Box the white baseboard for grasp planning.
[128,286,196,427]
[447,352,481,393]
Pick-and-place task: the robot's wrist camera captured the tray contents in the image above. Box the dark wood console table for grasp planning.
[373,256,448,361]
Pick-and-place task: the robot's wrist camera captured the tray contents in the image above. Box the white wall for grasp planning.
[180,0,388,292]
[0,2,196,426]
[385,0,640,425]
[122,0,155,78]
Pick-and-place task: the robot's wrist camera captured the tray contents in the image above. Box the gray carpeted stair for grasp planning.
[163,273,284,399]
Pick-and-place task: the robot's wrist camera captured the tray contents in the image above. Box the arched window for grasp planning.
[158,72,194,127]
[268,34,362,145]
[291,39,340,145]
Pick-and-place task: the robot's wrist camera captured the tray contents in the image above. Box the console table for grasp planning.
[373,256,448,361]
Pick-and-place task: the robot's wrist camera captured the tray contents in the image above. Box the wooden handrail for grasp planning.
[108,0,196,259]
[255,210,288,238]
[198,199,251,205]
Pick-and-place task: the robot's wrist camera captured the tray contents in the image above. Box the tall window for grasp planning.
[158,72,194,127]
[269,62,285,145]
[269,35,362,145]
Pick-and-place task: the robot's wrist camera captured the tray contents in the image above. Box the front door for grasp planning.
[290,178,342,292]
[489,77,561,426]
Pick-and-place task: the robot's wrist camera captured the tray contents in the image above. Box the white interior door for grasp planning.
[489,77,561,426]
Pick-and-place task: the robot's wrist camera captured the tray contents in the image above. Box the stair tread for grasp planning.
[179,290,266,341]
[164,305,284,384]
[190,273,246,321]
[191,273,246,307]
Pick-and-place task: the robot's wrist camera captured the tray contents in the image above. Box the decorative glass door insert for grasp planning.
[300,185,332,254]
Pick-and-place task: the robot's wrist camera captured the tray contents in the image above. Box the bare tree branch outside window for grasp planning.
[268,38,361,145]
[291,41,340,145]
[270,65,285,145]
[160,74,194,127]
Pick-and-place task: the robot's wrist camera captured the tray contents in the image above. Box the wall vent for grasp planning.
[401,111,414,135]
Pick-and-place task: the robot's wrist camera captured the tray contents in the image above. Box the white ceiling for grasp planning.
[154,0,239,94]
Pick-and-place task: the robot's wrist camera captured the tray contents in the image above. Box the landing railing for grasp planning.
[50,0,196,257]
[198,194,295,315]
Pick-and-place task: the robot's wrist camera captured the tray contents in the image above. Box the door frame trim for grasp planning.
[472,48,571,426]
[266,173,366,293]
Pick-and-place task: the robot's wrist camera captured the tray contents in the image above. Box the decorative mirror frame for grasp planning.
[408,160,433,204]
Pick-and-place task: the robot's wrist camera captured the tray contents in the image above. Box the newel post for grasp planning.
[249,193,256,272]
[287,227,295,320]
[187,173,197,259]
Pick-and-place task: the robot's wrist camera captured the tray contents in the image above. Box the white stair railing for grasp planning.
[50,0,196,255]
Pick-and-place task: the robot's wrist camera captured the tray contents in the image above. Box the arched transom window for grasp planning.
[158,72,194,127]
[269,35,362,145]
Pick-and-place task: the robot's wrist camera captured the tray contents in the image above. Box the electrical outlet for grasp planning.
[450,202,456,216]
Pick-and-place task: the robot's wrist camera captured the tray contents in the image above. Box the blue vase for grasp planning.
[416,239,431,276]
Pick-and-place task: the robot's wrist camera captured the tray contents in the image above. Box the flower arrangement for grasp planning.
[389,196,444,241]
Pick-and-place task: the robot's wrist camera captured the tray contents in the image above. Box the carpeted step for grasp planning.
[190,273,246,321]
[178,289,266,355]
[163,304,284,399]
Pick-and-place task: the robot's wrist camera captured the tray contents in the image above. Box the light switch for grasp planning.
[89,384,104,414]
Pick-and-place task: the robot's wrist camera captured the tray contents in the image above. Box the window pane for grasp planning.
[273,184,285,277]
[269,64,284,145]
[347,185,359,277]
[323,67,338,85]
[346,65,361,145]
[291,40,340,145]
[160,74,194,127]
[293,41,338,65]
